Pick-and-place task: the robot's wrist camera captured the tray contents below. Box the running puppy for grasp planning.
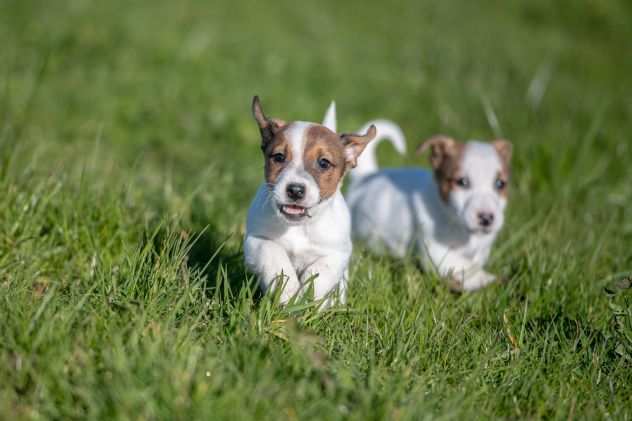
[244,98,376,305]
[346,120,512,291]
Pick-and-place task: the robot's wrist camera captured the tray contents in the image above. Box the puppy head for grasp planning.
[252,96,375,223]
[417,135,512,234]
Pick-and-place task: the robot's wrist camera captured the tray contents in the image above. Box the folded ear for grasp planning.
[251,96,286,148]
[492,139,512,165]
[416,135,458,170]
[341,124,377,168]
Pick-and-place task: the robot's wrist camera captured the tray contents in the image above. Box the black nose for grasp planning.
[286,183,306,201]
[478,212,494,227]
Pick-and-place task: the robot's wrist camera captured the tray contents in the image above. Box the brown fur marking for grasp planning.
[493,139,512,199]
[252,96,286,152]
[435,143,465,202]
[252,95,375,201]
[418,135,465,202]
[304,125,347,200]
[340,125,377,168]
[263,129,292,186]
[252,96,292,185]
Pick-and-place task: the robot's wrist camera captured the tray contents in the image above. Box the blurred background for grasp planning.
[1,0,631,276]
[1,1,632,418]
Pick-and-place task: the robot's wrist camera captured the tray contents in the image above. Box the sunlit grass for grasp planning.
[0,0,631,419]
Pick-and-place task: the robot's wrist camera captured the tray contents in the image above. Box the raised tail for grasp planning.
[349,119,406,183]
[321,102,406,182]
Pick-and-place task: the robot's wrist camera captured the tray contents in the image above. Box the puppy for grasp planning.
[244,97,376,305]
[345,118,512,291]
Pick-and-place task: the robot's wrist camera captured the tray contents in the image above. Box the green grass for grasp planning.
[1,0,632,419]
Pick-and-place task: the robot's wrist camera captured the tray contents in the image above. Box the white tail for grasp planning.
[350,119,406,183]
[321,102,406,182]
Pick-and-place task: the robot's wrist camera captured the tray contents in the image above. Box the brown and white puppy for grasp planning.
[244,97,376,305]
[346,121,512,291]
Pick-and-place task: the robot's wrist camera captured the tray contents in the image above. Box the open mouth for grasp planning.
[469,226,493,235]
[279,204,309,220]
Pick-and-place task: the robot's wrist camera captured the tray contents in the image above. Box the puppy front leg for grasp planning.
[422,243,492,291]
[461,269,496,291]
[461,244,497,290]
[301,253,349,308]
[439,257,496,292]
[244,236,300,304]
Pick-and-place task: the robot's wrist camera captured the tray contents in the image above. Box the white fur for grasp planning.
[322,101,336,132]
[244,114,354,307]
[269,122,321,211]
[343,118,507,291]
[450,142,506,234]
[350,120,406,183]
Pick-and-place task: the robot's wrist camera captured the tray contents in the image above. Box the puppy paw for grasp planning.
[461,270,497,291]
[445,275,464,293]
[480,270,497,286]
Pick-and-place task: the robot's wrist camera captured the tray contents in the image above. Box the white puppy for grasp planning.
[345,117,512,291]
[244,97,376,305]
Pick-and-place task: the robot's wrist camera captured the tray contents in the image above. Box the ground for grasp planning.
[1,0,631,419]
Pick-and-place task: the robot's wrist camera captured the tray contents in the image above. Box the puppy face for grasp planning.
[252,96,375,223]
[418,135,512,234]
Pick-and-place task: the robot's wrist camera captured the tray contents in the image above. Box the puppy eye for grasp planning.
[495,178,507,190]
[271,153,285,163]
[455,177,470,189]
[318,157,332,170]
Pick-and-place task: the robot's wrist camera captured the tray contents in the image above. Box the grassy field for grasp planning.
[1,0,632,419]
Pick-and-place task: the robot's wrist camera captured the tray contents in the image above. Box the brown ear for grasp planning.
[492,139,512,165]
[341,124,377,168]
[416,135,458,170]
[270,118,287,128]
[252,96,269,130]
[251,96,286,148]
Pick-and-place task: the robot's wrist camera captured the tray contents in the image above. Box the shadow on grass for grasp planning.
[186,224,263,304]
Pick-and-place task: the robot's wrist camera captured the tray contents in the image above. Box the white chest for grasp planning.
[454,233,495,264]
[279,226,311,255]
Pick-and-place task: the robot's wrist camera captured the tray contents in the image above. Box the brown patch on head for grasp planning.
[492,139,512,198]
[303,125,347,200]
[417,135,465,202]
[302,124,376,200]
[252,96,292,185]
[262,129,292,186]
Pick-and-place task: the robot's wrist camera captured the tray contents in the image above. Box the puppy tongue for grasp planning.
[283,205,305,215]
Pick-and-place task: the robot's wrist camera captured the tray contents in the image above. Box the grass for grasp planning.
[1,0,632,419]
